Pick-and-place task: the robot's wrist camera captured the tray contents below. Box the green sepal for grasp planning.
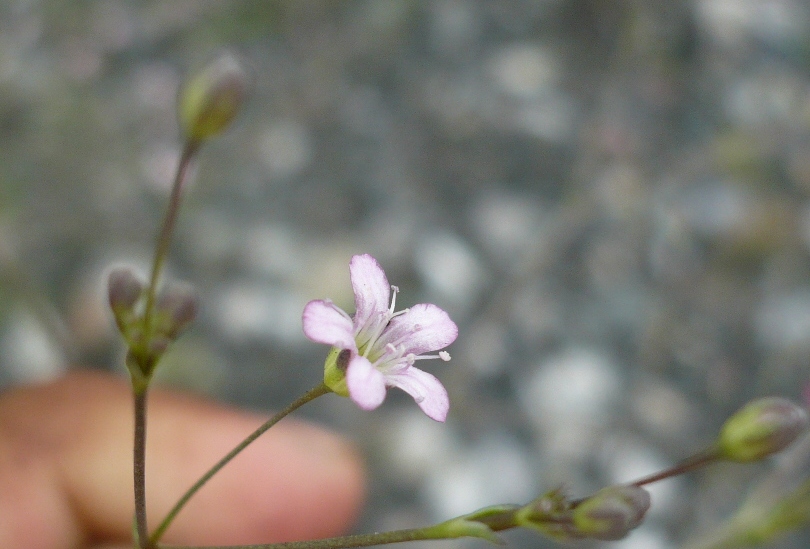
[514,488,578,541]
[427,507,512,545]
[323,346,350,397]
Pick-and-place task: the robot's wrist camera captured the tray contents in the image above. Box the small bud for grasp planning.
[571,485,651,541]
[178,52,249,143]
[717,397,809,462]
[107,267,144,314]
[155,283,199,339]
[107,267,145,342]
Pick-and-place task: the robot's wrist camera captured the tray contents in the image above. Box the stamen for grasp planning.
[390,307,409,319]
[412,351,452,362]
[389,285,399,314]
[359,287,404,358]
[360,311,392,358]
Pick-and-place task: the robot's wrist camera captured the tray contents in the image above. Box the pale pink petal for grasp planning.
[385,367,449,422]
[302,300,356,349]
[349,254,390,332]
[346,354,387,410]
[379,303,458,355]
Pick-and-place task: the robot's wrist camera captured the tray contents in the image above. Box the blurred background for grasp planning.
[1,1,810,548]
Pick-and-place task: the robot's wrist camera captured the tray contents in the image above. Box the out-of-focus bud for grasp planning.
[571,485,651,541]
[108,267,144,313]
[108,267,145,340]
[178,52,248,143]
[155,282,199,339]
[717,397,809,463]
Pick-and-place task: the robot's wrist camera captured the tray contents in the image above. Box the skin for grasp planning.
[0,370,366,549]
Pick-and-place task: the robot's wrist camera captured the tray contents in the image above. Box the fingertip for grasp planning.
[0,371,367,547]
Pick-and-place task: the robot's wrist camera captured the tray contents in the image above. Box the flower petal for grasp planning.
[350,254,391,335]
[346,354,388,410]
[302,300,356,349]
[379,303,458,355]
[386,366,449,422]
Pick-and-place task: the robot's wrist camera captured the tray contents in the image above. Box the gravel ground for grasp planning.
[1,2,810,548]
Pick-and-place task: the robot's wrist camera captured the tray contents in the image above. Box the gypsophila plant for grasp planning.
[107,52,810,549]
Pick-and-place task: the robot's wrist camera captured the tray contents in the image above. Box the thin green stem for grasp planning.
[142,142,199,338]
[568,448,722,507]
[131,141,198,548]
[158,504,522,549]
[159,526,448,549]
[134,388,153,549]
[150,384,332,545]
[631,448,719,488]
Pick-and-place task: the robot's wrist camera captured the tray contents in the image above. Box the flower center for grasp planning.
[354,285,452,372]
[357,285,407,360]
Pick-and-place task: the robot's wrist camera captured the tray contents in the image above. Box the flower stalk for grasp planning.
[103,52,248,549]
[141,142,198,353]
[149,384,332,546]
[129,141,199,549]
[159,506,521,549]
[134,389,152,549]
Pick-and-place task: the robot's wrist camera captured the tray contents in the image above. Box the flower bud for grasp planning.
[107,267,145,341]
[155,283,199,339]
[107,266,144,314]
[717,397,809,462]
[571,485,651,541]
[178,52,248,143]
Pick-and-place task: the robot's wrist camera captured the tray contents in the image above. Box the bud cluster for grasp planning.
[514,485,651,542]
[107,266,198,373]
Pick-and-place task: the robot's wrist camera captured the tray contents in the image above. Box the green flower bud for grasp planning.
[178,53,248,143]
[571,485,651,541]
[323,347,350,397]
[717,397,809,462]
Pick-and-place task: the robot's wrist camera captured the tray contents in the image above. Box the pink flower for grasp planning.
[303,254,458,421]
